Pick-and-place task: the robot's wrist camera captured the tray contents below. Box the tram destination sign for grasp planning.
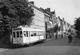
[13,28,21,30]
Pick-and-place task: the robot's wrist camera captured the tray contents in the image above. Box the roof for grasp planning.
[29,3,45,14]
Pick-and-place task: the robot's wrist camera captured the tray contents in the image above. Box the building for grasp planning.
[44,8,57,39]
[27,2,58,39]
[40,8,57,39]
[57,16,63,38]
[27,2,45,32]
[27,1,73,39]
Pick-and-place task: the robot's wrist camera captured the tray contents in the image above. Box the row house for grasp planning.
[44,8,57,39]
[28,1,58,39]
[44,13,52,38]
[56,16,63,38]
[40,8,57,39]
[56,16,73,38]
[63,18,66,33]
[60,18,75,37]
[64,21,68,37]
[60,19,69,37]
[28,1,74,39]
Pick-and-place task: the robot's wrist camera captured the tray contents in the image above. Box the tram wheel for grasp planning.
[42,39,46,43]
[28,43,33,47]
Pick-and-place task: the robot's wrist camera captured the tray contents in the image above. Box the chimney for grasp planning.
[45,8,50,12]
[63,18,64,21]
[51,10,55,14]
[29,1,34,5]
[58,16,60,18]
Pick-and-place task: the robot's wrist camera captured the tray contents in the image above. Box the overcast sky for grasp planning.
[29,0,80,25]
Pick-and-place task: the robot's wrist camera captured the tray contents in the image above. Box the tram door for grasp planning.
[23,31,30,44]
[12,31,23,44]
[12,31,18,44]
[18,31,23,44]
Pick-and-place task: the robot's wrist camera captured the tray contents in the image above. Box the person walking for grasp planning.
[68,30,73,43]
[68,34,72,43]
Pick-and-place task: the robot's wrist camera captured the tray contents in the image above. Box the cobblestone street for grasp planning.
[0,36,80,55]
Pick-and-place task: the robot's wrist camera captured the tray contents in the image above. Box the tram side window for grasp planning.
[13,32,15,38]
[26,31,28,37]
[38,31,41,36]
[31,31,34,36]
[24,31,26,36]
[20,31,22,37]
[36,31,38,36]
[41,31,43,36]
[31,31,36,36]
[37,31,40,36]
[34,31,36,36]
[23,31,28,37]
[17,32,19,38]
[39,31,43,36]
[42,31,44,36]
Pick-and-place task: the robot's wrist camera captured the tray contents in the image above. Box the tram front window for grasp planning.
[17,32,19,38]
[13,32,15,38]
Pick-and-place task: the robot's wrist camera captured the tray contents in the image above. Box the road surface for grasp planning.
[0,37,80,55]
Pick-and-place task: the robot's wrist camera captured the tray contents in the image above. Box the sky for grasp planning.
[29,0,80,25]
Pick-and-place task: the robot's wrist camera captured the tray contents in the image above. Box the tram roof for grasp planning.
[12,27,45,31]
[23,28,44,31]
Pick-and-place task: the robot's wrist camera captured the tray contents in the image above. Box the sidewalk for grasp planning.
[0,43,9,53]
[0,35,10,53]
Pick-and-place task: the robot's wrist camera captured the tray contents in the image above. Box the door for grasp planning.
[23,31,30,44]
[12,31,18,44]
[12,31,23,44]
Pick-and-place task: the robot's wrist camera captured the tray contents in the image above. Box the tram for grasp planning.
[11,27,46,46]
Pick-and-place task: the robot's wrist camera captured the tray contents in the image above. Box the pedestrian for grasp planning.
[68,29,73,43]
[68,34,72,43]
[55,32,58,40]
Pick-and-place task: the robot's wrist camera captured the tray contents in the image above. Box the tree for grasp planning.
[0,0,34,36]
[74,17,80,31]
[74,17,80,38]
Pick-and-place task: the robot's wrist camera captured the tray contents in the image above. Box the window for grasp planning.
[38,31,40,36]
[20,31,22,37]
[38,31,41,36]
[26,31,28,37]
[36,31,39,36]
[38,31,44,36]
[24,31,26,37]
[33,31,36,36]
[36,31,40,36]
[34,33,36,36]
[28,32,30,37]
[23,31,28,37]
[13,32,15,38]
[41,31,44,36]
[31,31,34,36]
[30,31,36,36]
[17,32,19,38]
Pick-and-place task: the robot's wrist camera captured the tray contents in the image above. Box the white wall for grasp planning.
[30,7,45,31]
